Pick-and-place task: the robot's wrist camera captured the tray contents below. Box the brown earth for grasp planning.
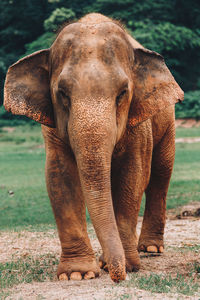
[1,203,200,300]
[175,119,200,128]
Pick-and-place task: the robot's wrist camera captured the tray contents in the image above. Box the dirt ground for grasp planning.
[1,202,199,300]
[175,119,200,128]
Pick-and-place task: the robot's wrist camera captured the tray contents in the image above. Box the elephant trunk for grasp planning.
[68,104,126,282]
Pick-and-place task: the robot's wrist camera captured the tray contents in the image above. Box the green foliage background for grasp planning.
[0,0,200,119]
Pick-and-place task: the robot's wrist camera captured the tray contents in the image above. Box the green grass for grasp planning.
[167,142,200,209]
[0,254,58,298]
[140,128,200,215]
[0,125,55,230]
[120,271,199,296]
[168,244,200,253]
[0,254,199,298]
[0,125,199,229]
[175,127,200,138]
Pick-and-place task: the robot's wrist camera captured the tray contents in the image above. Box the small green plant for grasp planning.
[115,293,132,300]
[119,294,132,299]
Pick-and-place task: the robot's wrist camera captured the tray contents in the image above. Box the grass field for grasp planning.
[0,124,199,298]
[0,124,200,230]
[175,127,200,138]
[0,125,55,230]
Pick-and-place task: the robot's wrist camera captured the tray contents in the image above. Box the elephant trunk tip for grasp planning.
[108,260,126,283]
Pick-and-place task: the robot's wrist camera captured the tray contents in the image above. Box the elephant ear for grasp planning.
[128,48,184,127]
[4,49,55,127]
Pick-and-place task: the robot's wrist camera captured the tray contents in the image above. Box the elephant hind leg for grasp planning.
[138,123,175,253]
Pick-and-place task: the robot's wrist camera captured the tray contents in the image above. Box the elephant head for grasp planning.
[4,14,183,282]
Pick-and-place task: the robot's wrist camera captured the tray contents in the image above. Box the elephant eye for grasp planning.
[59,89,71,109]
[116,89,127,106]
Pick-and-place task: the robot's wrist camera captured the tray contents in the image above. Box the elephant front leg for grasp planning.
[43,131,99,280]
[99,159,150,272]
[104,131,152,273]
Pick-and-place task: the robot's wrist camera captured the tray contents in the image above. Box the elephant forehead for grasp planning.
[57,21,127,41]
[50,22,131,68]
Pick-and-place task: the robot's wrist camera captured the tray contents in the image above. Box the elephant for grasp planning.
[4,13,184,282]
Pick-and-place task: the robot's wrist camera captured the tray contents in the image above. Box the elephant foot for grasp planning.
[59,271,96,281]
[125,252,140,272]
[138,244,164,253]
[57,257,100,281]
[138,235,164,253]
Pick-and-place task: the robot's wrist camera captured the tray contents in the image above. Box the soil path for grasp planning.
[175,119,200,128]
[175,137,200,143]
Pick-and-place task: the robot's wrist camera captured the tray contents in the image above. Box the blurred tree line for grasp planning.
[1,0,200,121]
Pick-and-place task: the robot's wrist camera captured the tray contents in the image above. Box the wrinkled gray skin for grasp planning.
[4,13,184,282]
